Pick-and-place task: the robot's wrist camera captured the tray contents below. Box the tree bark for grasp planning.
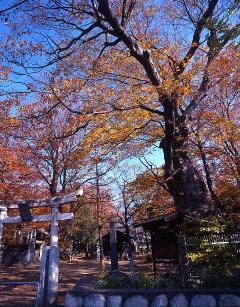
[161,99,211,215]
[196,137,224,211]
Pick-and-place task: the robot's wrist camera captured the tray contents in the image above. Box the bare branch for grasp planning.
[0,0,28,13]
[177,0,218,75]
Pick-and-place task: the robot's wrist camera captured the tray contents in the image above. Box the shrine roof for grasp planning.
[134,212,180,230]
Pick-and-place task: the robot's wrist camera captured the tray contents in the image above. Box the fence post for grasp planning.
[150,230,158,275]
[177,235,186,286]
[37,246,50,307]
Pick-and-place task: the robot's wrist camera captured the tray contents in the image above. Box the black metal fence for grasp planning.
[179,233,240,281]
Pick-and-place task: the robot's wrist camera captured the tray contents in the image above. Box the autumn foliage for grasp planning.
[0,0,239,224]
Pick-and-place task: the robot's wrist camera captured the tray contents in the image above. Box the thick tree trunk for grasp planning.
[167,152,211,214]
[161,98,211,215]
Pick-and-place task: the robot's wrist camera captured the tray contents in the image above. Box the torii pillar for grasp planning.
[47,188,83,306]
[47,205,60,306]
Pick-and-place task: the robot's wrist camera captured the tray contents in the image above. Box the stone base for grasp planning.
[64,288,240,307]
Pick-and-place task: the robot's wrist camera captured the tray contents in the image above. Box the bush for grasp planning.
[202,271,240,288]
[135,273,181,288]
[96,271,181,289]
[96,271,132,289]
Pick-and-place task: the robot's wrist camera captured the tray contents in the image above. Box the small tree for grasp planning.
[64,203,97,259]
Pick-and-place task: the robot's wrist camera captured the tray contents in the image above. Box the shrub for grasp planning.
[96,271,181,289]
[201,271,240,288]
[135,273,181,288]
[96,271,132,289]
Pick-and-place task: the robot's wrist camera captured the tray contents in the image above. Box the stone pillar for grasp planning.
[47,205,59,306]
[0,206,7,263]
[109,219,118,272]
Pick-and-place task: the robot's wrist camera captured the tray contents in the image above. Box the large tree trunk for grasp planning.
[167,153,211,214]
[161,98,211,215]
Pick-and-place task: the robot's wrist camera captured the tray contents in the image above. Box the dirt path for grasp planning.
[0,255,151,306]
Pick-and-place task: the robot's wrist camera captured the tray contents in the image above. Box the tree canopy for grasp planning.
[0,0,239,220]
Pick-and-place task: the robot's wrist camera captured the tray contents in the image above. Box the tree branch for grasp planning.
[0,0,28,13]
[98,0,161,86]
[176,0,218,75]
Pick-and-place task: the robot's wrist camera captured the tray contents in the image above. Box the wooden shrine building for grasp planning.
[134,212,183,276]
[103,229,131,257]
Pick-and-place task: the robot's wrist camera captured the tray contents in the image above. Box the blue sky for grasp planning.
[0,2,165,178]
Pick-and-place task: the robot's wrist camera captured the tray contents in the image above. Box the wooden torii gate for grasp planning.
[0,189,83,306]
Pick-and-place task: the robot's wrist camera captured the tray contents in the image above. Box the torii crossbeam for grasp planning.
[0,188,83,306]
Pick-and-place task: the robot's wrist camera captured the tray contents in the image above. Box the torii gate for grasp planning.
[0,188,83,306]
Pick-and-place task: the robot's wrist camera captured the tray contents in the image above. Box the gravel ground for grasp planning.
[0,255,151,306]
